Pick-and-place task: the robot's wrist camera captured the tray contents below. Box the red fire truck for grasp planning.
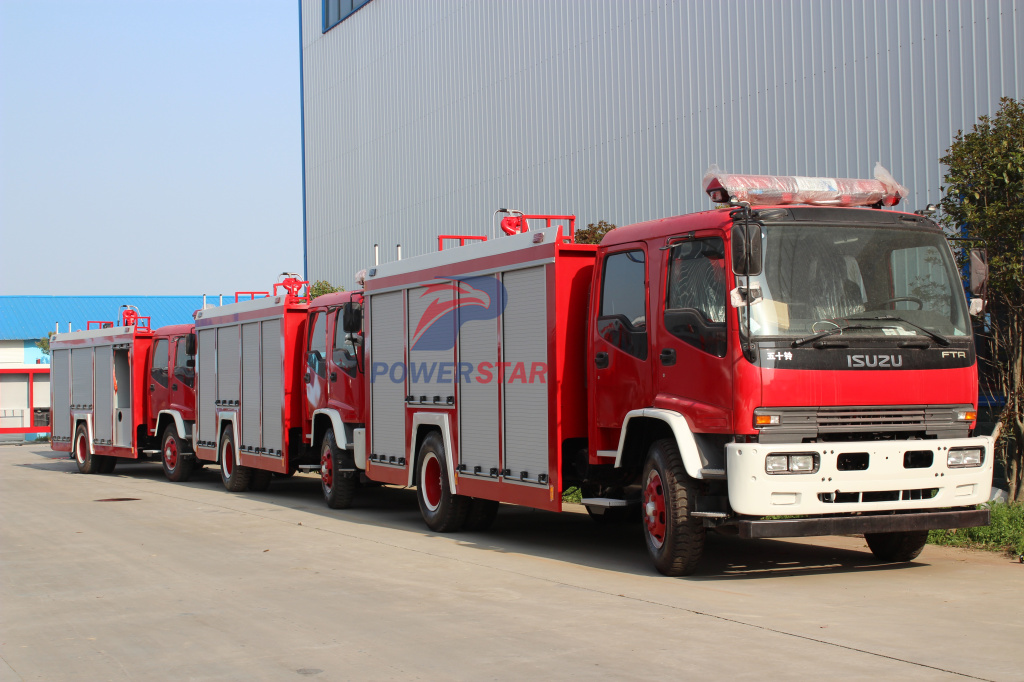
[189,280,313,491]
[51,170,997,576]
[320,171,996,575]
[49,308,198,480]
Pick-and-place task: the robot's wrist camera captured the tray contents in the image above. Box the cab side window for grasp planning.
[308,313,327,379]
[597,250,648,360]
[173,337,195,388]
[332,311,358,376]
[151,339,169,387]
[665,238,727,357]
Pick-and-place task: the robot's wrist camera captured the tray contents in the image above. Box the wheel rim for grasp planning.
[421,452,442,512]
[75,433,87,465]
[321,444,333,491]
[164,438,178,470]
[643,469,667,549]
[223,441,234,477]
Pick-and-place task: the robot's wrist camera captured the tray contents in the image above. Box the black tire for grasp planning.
[321,429,356,509]
[248,469,273,492]
[98,455,118,474]
[463,498,500,531]
[219,427,251,492]
[73,423,101,474]
[865,531,929,562]
[416,431,469,532]
[161,425,194,482]
[641,438,705,576]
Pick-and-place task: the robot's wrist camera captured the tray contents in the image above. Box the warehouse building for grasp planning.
[299,0,1022,287]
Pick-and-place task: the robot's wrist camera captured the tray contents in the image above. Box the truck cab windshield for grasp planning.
[738,223,970,340]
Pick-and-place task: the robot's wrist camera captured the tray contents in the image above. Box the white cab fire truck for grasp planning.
[333,170,996,575]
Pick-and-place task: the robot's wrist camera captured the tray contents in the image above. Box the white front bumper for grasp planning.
[726,435,995,516]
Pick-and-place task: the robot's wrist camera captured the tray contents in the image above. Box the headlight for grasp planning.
[765,453,819,475]
[789,455,816,472]
[947,447,984,468]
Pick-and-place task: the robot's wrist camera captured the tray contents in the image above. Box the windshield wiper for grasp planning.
[791,324,880,348]
[848,316,950,346]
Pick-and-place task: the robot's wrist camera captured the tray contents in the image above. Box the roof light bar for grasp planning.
[703,163,907,208]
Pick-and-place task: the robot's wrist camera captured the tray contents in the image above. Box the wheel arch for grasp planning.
[310,409,347,452]
[73,414,94,456]
[406,413,456,492]
[214,412,239,465]
[615,409,706,479]
[155,410,190,443]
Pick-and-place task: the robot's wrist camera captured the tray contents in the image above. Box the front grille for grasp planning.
[755,404,973,442]
[817,407,926,431]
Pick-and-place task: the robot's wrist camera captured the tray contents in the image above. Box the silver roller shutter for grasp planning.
[51,349,71,439]
[502,267,549,483]
[261,319,283,455]
[406,285,456,404]
[241,322,261,450]
[93,346,113,444]
[370,291,406,460]
[217,326,240,403]
[457,275,500,476]
[71,348,93,409]
[197,329,217,443]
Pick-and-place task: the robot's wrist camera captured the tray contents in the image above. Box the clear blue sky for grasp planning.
[0,0,303,296]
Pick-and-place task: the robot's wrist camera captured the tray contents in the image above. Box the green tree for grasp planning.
[574,220,617,245]
[309,280,344,299]
[35,331,55,357]
[939,96,1024,501]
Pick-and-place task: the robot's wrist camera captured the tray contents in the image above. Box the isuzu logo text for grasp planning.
[846,354,904,368]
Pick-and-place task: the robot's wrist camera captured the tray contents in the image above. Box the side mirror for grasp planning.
[343,302,362,334]
[969,248,988,317]
[185,333,196,356]
[731,222,763,276]
[969,248,988,296]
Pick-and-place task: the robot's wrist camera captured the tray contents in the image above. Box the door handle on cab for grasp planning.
[304,373,311,384]
[149,384,155,392]
[594,352,609,369]
[659,348,677,366]
[330,372,337,382]
[172,384,178,391]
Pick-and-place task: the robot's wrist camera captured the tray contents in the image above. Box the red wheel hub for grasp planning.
[321,448,333,489]
[643,470,667,548]
[422,454,442,510]
[223,441,234,476]
[75,434,87,465]
[164,439,178,469]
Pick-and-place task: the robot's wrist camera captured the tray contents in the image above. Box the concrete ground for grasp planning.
[1,444,1022,682]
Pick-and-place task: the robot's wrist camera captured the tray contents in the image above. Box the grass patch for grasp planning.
[928,502,1024,556]
[562,486,582,504]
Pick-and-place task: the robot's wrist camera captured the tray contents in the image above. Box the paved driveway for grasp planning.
[2,444,1021,681]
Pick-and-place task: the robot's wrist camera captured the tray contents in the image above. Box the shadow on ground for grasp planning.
[16,448,922,580]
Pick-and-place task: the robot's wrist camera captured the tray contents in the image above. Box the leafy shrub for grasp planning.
[928,502,1024,555]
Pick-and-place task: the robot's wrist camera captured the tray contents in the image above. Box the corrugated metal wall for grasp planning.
[301,0,1023,287]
